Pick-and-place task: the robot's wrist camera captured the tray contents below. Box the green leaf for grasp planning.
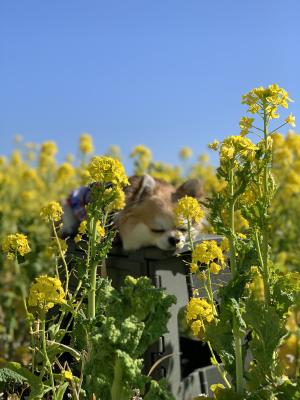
[244,300,285,381]
[0,367,26,384]
[56,382,69,400]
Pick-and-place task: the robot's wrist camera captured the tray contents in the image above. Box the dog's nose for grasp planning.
[168,236,180,247]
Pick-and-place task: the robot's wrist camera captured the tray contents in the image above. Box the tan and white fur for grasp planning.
[115,175,205,251]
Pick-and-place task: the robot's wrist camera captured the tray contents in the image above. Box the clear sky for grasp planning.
[1,0,300,172]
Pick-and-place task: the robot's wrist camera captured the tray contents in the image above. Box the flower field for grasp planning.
[1,85,300,399]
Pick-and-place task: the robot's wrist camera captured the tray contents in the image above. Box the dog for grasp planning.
[60,174,205,251]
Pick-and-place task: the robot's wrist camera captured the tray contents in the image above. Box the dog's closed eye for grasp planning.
[151,228,167,233]
[178,227,188,233]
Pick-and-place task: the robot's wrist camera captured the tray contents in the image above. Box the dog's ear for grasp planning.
[173,179,204,201]
[125,174,156,204]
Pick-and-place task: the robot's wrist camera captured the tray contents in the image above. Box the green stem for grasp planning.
[229,168,236,275]
[207,339,231,388]
[254,230,270,303]
[52,220,69,294]
[229,166,244,394]
[111,356,124,400]
[207,269,217,316]
[88,217,98,319]
[187,218,194,252]
[233,323,244,395]
[41,317,56,399]
[261,105,271,304]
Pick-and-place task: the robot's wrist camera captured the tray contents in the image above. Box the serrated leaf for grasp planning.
[244,300,285,379]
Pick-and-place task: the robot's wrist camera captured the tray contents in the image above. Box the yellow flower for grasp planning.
[107,145,122,161]
[179,147,193,160]
[104,186,126,211]
[2,233,31,259]
[40,201,63,222]
[87,156,129,187]
[190,263,199,273]
[96,221,105,238]
[208,140,220,150]
[220,145,234,160]
[40,141,57,156]
[239,116,254,136]
[209,262,221,274]
[186,297,214,336]
[210,384,225,395]
[192,240,224,266]
[242,84,293,117]
[28,275,65,311]
[78,221,87,235]
[220,135,258,163]
[220,237,229,252]
[10,150,22,166]
[56,162,75,181]
[79,133,94,155]
[174,195,204,225]
[285,113,296,128]
[130,145,152,174]
[20,190,36,202]
[130,145,152,159]
[62,370,73,380]
[246,266,265,302]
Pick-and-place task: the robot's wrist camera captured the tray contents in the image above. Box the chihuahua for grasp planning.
[61,174,205,251]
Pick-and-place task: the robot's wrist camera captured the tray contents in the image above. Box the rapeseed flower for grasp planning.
[130,145,152,175]
[239,116,254,136]
[220,136,258,163]
[87,156,129,187]
[80,133,94,155]
[179,147,193,160]
[174,195,204,225]
[40,201,63,222]
[28,275,65,311]
[192,240,224,274]
[2,233,31,260]
[242,84,293,118]
[55,162,75,181]
[285,113,296,128]
[105,186,126,211]
[186,297,214,336]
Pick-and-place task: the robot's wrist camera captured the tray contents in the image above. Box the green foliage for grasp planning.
[79,276,176,399]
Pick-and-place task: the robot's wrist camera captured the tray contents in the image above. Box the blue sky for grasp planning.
[1,0,300,172]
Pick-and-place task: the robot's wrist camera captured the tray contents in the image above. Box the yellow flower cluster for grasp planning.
[87,156,129,187]
[80,133,94,155]
[55,162,75,182]
[242,84,293,118]
[2,233,31,260]
[130,145,152,175]
[246,266,265,302]
[179,147,193,160]
[40,201,63,222]
[39,142,58,171]
[28,275,65,311]
[192,240,224,274]
[174,195,204,225]
[220,135,258,163]
[74,220,105,243]
[186,297,214,336]
[104,186,126,211]
[239,116,254,136]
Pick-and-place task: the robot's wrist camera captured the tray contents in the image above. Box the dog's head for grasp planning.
[116,175,205,251]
